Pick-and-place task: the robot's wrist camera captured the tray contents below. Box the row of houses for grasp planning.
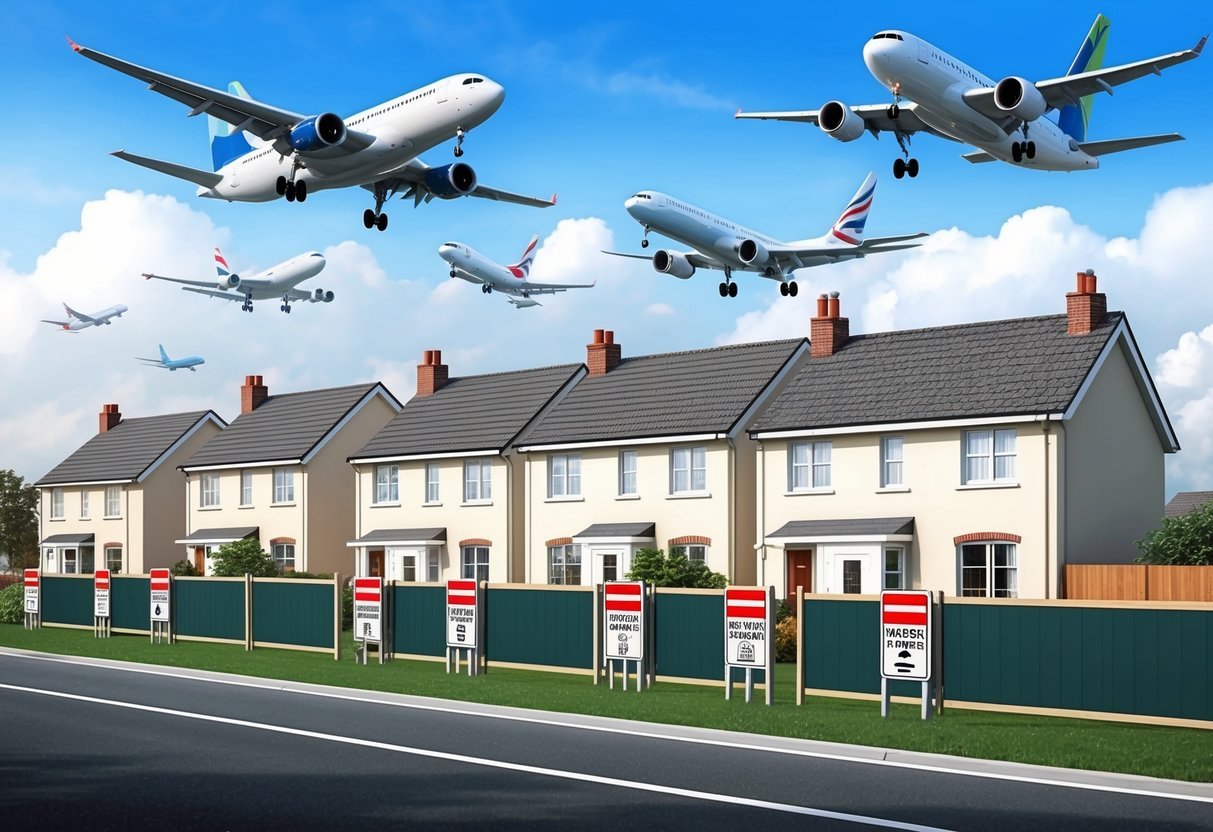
[35,273,1178,599]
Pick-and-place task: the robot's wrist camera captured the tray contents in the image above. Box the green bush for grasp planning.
[170,559,197,577]
[626,547,728,588]
[1137,501,1213,565]
[211,538,278,577]
[775,615,797,663]
[0,582,23,624]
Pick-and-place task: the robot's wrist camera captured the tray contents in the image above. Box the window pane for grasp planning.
[966,455,990,482]
[994,429,1016,454]
[812,442,831,465]
[994,454,1015,480]
[792,443,808,465]
[481,465,492,500]
[842,561,862,594]
[967,430,990,456]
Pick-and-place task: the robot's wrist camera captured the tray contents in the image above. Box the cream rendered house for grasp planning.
[750,276,1178,601]
[517,330,808,586]
[178,375,400,575]
[348,350,583,583]
[36,404,225,574]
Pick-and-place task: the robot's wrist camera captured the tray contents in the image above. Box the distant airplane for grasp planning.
[439,235,596,308]
[604,173,925,298]
[136,345,205,372]
[68,39,556,231]
[735,15,1205,177]
[41,303,128,331]
[143,248,333,313]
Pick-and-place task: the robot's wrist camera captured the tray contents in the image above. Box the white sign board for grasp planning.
[24,569,38,614]
[446,579,478,648]
[603,581,644,661]
[353,577,383,642]
[94,569,111,618]
[880,590,932,681]
[724,587,768,668]
[149,568,171,622]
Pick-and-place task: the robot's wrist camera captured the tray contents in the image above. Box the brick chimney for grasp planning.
[240,374,268,414]
[1066,269,1107,336]
[98,403,121,434]
[587,329,622,376]
[810,292,850,358]
[416,349,450,397]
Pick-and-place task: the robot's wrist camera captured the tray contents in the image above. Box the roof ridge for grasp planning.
[255,381,380,403]
[616,337,805,364]
[850,310,1123,341]
[445,362,583,383]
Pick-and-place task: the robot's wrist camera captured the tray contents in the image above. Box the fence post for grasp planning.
[795,585,805,706]
[592,583,601,686]
[935,591,945,715]
[333,572,342,661]
[244,573,253,651]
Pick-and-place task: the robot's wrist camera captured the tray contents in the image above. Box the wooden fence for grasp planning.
[1065,564,1213,601]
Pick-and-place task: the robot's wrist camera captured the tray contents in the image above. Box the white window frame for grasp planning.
[548,453,582,498]
[789,441,831,491]
[674,544,708,565]
[271,543,295,572]
[548,544,582,585]
[200,472,220,508]
[425,463,440,504]
[50,488,64,519]
[80,490,90,519]
[63,548,78,574]
[374,464,399,504]
[670,446,707,495]
[273,468,295,504]
[959,542,1018,598]
[883,546,905,589]
[105,546,123,573]
[881,436,904,488]
[461,545,489,582]
[104,485,121,518]
[426,550,440,582]
[463,460,492,503]
[963,429,1017,485]
[618,450,638,496]
[240,470,253,507]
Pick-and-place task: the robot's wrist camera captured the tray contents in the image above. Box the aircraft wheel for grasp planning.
[286,306,292,314]
[718,282,728,297]
[728,282,738,298]
[1026,141,1036,160]
[907,159,919,178]
[486,285,492,294]
[789,281,799,297]
[454,145,464,158]
[285,182,296,202]
[1012,142,1023,163]
[295,180,307,202]
[641,239,649,249]
[893,158,905,179]
[376,213,388,232]
[363,209,376,229]
[450,270,456,279]
[779,282,789,296]
[275,176,287,196]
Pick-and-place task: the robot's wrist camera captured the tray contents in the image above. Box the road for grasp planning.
[0,648,1209,831]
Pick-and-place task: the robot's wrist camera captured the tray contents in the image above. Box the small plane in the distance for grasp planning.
[136,344,205,372]
[41,303,128,331]
[143,248,333,313]
[439,235,595,308]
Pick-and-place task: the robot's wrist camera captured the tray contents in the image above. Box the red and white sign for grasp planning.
[149,568,171,622]
[880,590,932,681]
[353,577,383,642]
[604,581,644,661]
[23,569,38,614]
[724,587,768,668]
[94,569,111,618]
[446,579,478,648]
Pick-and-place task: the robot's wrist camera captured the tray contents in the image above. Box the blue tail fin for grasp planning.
[1057,15,1110,142]
[158,344,169,364]
[207,81,255,171]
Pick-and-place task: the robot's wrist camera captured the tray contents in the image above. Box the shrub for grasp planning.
[626,547,728,589]
[1136,501,1213,565]
[0,582,22,624]
[211,538,278,577]
[170,559,197,577]
[774,615,798,663]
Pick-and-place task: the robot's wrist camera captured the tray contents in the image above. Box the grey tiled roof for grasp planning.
[352,528,447,543]
[769,518,915,538]
[184,383,392,469]
[520,340,805,446]
[37,411,220,486]
[41,533,95,545]
[1164,491,1213,518]
[752,314,1125,433]
[354,365,582,459]
[575,523,656,539]
[177,527,259,543]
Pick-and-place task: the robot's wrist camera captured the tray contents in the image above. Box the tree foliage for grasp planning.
[0,582,23,624]
[210,538,279,577]
[625,547,728,589]
[1136,501,1213,565]
[0,470,39,572]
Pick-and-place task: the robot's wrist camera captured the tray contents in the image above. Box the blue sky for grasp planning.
[2,1,1212,494]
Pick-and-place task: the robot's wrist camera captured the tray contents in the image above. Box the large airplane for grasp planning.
[68,39,556,231]
[735,16,1204,178]
[604,173,925,298]
[136,345,205,372]
[41,303,128,332]
[439,235,596,309]
[143,248,333,313]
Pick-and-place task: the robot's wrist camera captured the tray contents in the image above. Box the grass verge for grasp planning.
[2,624,1210,782]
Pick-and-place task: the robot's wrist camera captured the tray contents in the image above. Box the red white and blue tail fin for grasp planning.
[214,248,232,280]
[829,172,876,246]
[506,234,540,279]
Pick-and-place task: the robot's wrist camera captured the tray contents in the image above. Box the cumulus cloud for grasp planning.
[645,303,675,316]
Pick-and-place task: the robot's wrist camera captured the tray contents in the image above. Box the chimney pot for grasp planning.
[815,294,829,318]
[241,374,269,414]
[605,330,614,345]
[423,349,434,366]
[827,293,841,319]
[587,328,622,376]
[592,329,605,345]
[416,349,449,397]
[811,293,849,358]
[99,404,122,433]
[1067,269,1107,336]
[432,349,441,366]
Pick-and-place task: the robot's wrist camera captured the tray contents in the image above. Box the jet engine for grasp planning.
[288,113,348,152]
[737,239,770,266]
[818,100,866,142]
[220,274,241,290]
[993,77,1046,122]
[424,163,478,198]
[652,250,695,279]
[314,288,335,303]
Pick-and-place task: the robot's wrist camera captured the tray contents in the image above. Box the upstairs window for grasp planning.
[240,470,253,506]
[425,463,440,503]
[80,491,90,519]
[50,488,64,519]
[463,460,492,502]
[548,454,582,498]
[618,450,637,496]
[670,446,706,494]
[105,486,121,518]
[374,464,399,504]
[790,441,831,490]
[273,468,295,503]
[964,429,1016,484]
[881,437,904,487]
[200,473,220,508]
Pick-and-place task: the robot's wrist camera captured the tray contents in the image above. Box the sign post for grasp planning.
[93,569,111,638]
[353,577,387,664]
[603,581,645,692]
[445,579,481,675]
[879,589,934,720]
[724,586,774,705]
[23,569,39,629]
[149,568,172,644]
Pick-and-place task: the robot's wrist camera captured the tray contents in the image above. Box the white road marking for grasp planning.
[0,681,952,832]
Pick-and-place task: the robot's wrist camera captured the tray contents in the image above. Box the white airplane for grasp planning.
[136,344,205,372]
[143,248,333,314]
[69,39,556,231]
[604,173,925,298]
[439,235,596,308]
[735,15,1204,178]
[41,303,128,332]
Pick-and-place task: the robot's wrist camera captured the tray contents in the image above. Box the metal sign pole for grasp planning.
[881,678,890,718]
[745,668,753,704]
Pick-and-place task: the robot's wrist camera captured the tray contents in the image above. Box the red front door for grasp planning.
[368,549,384,578]
[787,549,812,599]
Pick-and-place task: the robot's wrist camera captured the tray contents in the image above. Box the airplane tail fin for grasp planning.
[207,82,255,171]
[158,344,170,364]
[828,172,876,246]
[1057,14,1110,142]
[63,303,80,319]
[214,248,232,280]
[506,234,541,279]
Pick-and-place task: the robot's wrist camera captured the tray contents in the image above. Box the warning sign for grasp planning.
[446,579,478,649]
[880,590,932,681]
[24,569,38,614]
[353,577,383,642]
[94,569,111,618]
[724,587,768,668]
[149,568,171,622]
[604,581,644,661]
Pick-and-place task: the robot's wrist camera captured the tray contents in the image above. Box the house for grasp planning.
[177,375,400,574]
[749,274,1178,600]
[36,404,225,574]
[516,330,808,586]
[1163,491,1213,518]
[348,350,583,582]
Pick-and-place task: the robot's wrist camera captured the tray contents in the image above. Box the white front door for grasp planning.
[825,549,881,594]
[386,547,424,582]
[596,550,624,584]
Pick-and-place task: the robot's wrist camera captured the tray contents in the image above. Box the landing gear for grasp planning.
[280,294,292,314]
[640,225,650,249]
[449,269,457,279]
[364,184,390,231]
[1011,140,1036,163]
[454,127,466,158]
[241,295,253,313]
[276,176,287,196]
[886,103,900,119]
[279,156,307,202]
[718,269,738,298]
[779,281,799,297]
[480,284,493,294]
[891,128,918,179]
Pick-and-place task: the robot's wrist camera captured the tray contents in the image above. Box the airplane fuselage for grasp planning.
[238,252,327,300]
[438,243,530,296]
[60,304,128,331]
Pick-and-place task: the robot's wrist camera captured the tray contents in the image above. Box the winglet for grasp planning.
[1196,34,1207,55]
[142,273,154,280]
[551,193,558,206]
[734,107,742,118]
[66,36,82,52]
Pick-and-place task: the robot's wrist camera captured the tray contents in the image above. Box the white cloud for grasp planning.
[1156,325,1213,390]
[645,302,675,316]
[598,71,733,111]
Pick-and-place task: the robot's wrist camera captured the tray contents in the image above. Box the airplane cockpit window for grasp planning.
[443,242,459,247]
[631,193,651,200]
[309,253,324,258]
[462,77,486,85]
[872,32,904,41]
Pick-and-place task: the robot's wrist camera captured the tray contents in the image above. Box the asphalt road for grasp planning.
[0,649,1210,831]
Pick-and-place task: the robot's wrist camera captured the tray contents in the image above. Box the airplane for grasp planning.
[143,248,333,314]
[439,235,596,308]
[603,172,925,298]
[136,345,205,372]
[41,303,128,331]
[735,15,1205,178]
[68,39,556,231]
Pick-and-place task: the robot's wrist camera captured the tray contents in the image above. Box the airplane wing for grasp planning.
[143,272,226,289]
[72,310,102,325]
[1077,134,1184,156]
[180,287,244,302]
[735,103,934,136]
[40,319,69,326]
[859,232,930,247]
[601,250,728,270]
[767,238,925,266]
[135,357,167,366]
[370,159,557,209]
[514,280,596,295]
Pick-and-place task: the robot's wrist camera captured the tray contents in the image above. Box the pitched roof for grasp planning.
[176,527,259,544]
[184,383,393,469]
[519,340,805,447]
[1164,491,1213,518]
[37,410,221,486]
[768,518,915,538]
[350,528,447,544]
[41,533,95,545]
[752,313,1128,433]
[353,364,582,459]
[574,523,656,539]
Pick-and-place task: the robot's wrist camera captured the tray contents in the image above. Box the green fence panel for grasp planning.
[252,581,334,649]
[40,577,92,626]
[175,580,245,642]
[392,584,445,657]
[111,576,149,631]
[485,588,592,670]
[942,603,1211,721]
[654,592,723,682]
[802,598,918,699]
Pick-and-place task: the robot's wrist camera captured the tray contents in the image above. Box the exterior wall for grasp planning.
[39,484,128,574]
[184,467,305,572]
[138,420,221,572]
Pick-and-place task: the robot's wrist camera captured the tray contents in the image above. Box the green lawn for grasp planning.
[2,623,1210,782]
